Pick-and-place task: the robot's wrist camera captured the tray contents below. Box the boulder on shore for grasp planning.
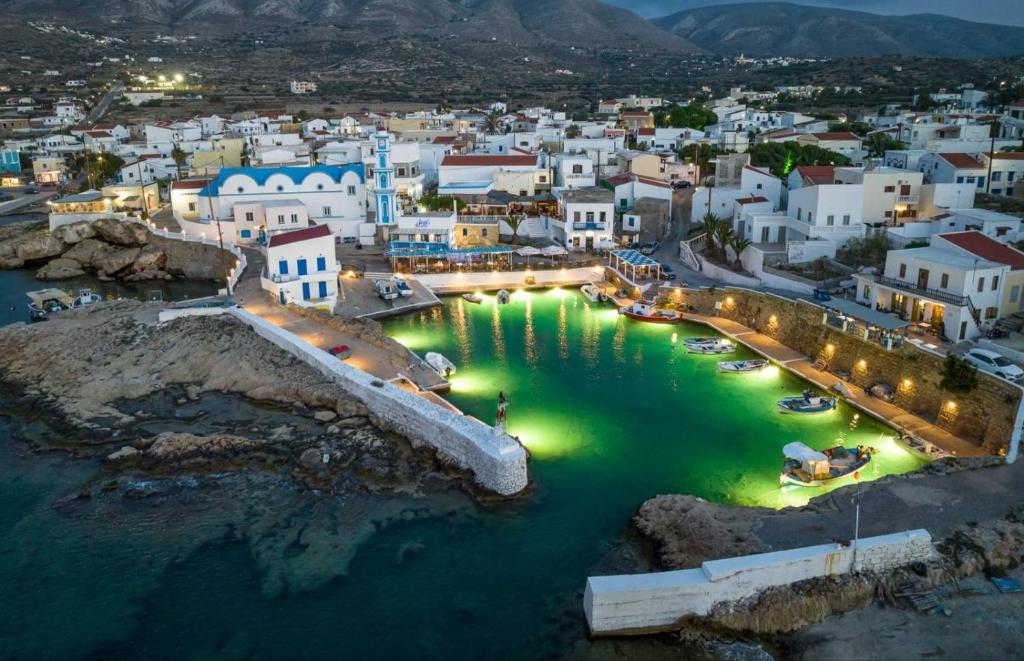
[96,247,142,276]
[132,244,167,273]
[53,221,97,245]
[36,258,86,281]
[15,234,66,262]
[62,238,107,267]
[94,217,149,247]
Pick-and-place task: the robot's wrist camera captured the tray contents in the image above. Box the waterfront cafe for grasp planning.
[608,249,663,284]
[386,242,515,272]
[819,298,911,351]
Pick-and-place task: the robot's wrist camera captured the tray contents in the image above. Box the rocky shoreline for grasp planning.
[0,217,229,282]
[0,301,482,500]
[627,459,1024,654]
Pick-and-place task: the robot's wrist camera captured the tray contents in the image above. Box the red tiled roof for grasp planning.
[633,174,671,189]
[85,130,112,138]
[638,128,656,136]
[603,174,632,187]
[795,165,836,185]
[267,224,331,248]
[172,178,212,191]
[736,196,769,205]
[940,231,1024,271]
[441,154,537,167]
[809,132,861,141]
[432,136,457,144]
[992,152,1024,160]
[939,153,985,169]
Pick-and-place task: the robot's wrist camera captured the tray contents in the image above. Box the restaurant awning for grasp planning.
[817,298,911,331]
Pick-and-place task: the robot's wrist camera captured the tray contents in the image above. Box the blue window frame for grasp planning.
[240,229,252,238]
[278,260,288,275]
[302,282,311,300]
[297,259,308,276]
[316,256,326,272]
[956,176,964,184]
[318,281,327,298]
[977,176,985,189]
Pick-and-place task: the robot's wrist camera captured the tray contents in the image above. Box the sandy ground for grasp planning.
[791,568,1024,661]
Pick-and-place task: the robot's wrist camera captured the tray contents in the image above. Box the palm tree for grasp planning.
[483,110,502,135]
[712,223,733,262]
[171,145,187,180]
[504,213,525,245]
[728,235,752,269]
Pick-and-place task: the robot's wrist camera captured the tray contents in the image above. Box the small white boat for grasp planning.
[462,293,483,304]
[393,278,414,297]
[375,279,399,301]
[685,338,736,354]
[70,289,102,308]
[619,301,681,323]
[778,390,838,414]
[581,283,607,303]
[780,442,874,487]
[896,434,952,461]
[26,288,73,321]
[718,359,768,373]
[425,352,457,378]
[496,289,510,304]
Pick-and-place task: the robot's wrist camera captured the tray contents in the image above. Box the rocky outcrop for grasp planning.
[62,238,107,267]
[131,244,166,273]
[96,247,142,276]
[52,221,97,244]
[93,217,149,247]
[36,257,86,280]
[15,234,66,262]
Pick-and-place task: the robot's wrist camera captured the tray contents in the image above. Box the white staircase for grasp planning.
[679,233,706,271]
[523,216,548,240]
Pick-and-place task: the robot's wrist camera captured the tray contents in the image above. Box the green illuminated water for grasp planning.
[387,289,926,510]
[0,286,927,660]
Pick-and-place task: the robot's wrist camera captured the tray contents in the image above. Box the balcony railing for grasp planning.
[573,222,607,231]
[896,194,919,204]
[875,274,968,307]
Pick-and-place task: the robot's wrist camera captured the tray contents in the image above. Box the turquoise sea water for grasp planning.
[0,286,927,660]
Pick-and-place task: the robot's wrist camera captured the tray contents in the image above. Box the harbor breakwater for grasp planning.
[229,309,529,496]
[661,286,1022,454]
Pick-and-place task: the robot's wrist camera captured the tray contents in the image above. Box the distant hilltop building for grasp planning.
[290,80,318,95]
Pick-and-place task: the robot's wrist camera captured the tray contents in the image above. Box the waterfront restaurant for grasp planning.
[608,249,663,284]
[386,242,515,272]
[820,298,911,351]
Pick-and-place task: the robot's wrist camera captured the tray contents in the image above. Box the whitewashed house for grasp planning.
[833,166,925,226]
[553,153,595,189]
[552,187,615,251]
[692,165,781,222]
[262,224,339,308]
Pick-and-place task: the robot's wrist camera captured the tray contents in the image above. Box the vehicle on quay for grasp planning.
[964,348,1024,383]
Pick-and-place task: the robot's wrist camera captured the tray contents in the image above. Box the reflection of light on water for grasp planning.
[548,287,568,299]
[508,418,578,459]
[449,373,486,394]
[612,321,626,365]
[524,298,537,366]
[597,308,621,324]
[491,301,506,362]
[390,333,426,350]
[557,300,568,360]
[511,288,534,302]
[757,365,781,379]
[454,298,471,365]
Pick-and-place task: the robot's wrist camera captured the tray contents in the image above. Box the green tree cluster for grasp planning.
[418,192,466,212]
[747,142,850,177]
[71,153,126,189]
[939,354,978,393]
[654,104,718,131]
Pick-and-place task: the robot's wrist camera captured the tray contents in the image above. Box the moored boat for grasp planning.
[779,442,874,487]
[778,390,838,414]
[393,278,414,297]
[425,352,457,378]
[581,283,607,304]
[717,359,769,373]
[618,301,681,324]
[685,338,736,354]
[70,288,102,308]
[462,293,483,304]
[496,289,511,304]
[26,288,73,321]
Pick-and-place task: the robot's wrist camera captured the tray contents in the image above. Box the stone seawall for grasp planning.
[584,529,933,636]
[661,287,1021,452]
[229,309,529,496]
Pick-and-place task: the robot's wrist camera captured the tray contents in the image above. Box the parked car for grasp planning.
[24,187,38,194]
[639,242,659,255]
[964,348,1024,382]
[660,271,677,281]
[671,181,691,190]
[327,345,352,360]
[0,192,12,202]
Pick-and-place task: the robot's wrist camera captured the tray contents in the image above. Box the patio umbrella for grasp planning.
[541,245,567,256]
[516,245,541,267]
[596,239,616,251]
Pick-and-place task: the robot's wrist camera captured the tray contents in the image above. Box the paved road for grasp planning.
[0,189,59,216]
[86,83,124,124]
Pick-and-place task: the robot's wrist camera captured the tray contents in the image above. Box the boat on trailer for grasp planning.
[26,288,74,321]
[618,301,681,324]
[778,390,838,414]
[581,283,608,304]
[684,337,736,354]
[425,352,457,378]
[717,359,769,373]
[780,442,873,487]
[462,293,483,304]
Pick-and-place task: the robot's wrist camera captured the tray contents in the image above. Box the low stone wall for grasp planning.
[660,287,1022,452]
[229,308,529,495]
[584,529,933,635]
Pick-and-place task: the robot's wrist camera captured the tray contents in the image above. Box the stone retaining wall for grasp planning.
[661,287,1021,452]
[229,308,529,495]
[584,529,933,635]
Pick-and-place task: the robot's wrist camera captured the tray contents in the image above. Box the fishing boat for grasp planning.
[70,288,102,308]
[896,434,952,461]
[779,442,874,487]
[425,352,457,378]
[778,390,838,414]
[618,301,681,324]
[717,359,769,373]
[496,289,511,304]
[580,283,607,303]
[462,293,483,304]
[26,288,73,321]
[685,338,736,354]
